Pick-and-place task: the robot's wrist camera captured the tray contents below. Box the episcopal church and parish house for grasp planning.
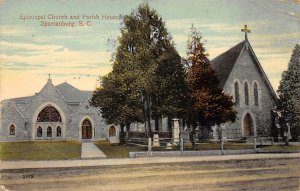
[0,26,278,142]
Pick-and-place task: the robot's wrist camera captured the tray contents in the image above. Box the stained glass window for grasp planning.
[37,126,42,137]
[57,126,61,137]
[37,106,62,122]
[244,82,249,105]
[234,82,239,105]
[254,82,259,106]
[9,125,15,135]
[47,126,52,137]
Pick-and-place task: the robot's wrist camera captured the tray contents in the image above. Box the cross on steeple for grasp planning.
[241,25,251,40]
[48,73,51,79]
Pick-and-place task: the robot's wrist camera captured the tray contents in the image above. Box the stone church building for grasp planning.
[211,37,277,139]
[0,78,120,142]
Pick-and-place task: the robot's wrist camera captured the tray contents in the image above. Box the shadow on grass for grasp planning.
[94,141,146,158]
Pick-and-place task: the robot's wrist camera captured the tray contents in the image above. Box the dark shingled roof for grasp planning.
[210,40,246,87]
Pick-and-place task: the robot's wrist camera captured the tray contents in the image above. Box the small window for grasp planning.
[109,126,116,137]
[234,81,239,105]
[9,125,15,135]
[56,126,62,137]
[254,82,259,106]
[47,126,52,137]
[244,82,249,105]
[37,126,42,137]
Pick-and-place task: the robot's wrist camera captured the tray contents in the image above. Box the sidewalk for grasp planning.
[81,142,107,159]
[1,153,300,170]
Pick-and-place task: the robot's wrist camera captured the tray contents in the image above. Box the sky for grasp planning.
[0,0,300,101]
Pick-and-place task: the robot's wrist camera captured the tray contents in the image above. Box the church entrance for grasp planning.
[82,118,92,139]
[243,113,254,137]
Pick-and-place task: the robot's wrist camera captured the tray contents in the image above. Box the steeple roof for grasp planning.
[211,39,278,102]
[211,41,246,87]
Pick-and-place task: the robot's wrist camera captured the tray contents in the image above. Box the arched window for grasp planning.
[47,126,52,137]
[56,126,62,137]
[37,106,62,122]
[9,124,15,135]
[109,126,116,137]
[244,82,249,105]
[254,82,259,106]
[234,81,239,105]
[37,126,42,137]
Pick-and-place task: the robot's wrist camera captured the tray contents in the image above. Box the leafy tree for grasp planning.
[151,46,188,130]
[92,3,188,137]
[91,71,143,138]
[277,44,300,140]
[187,25,236,132]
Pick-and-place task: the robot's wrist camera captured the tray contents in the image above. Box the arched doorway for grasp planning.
[82,119,92,139]
[243,113,254,137]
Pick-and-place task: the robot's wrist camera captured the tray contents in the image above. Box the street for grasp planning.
[1,157,300,191]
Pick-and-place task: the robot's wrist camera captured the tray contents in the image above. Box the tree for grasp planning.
[151,46,188,131]
[277,44,300,140]
[91,71,143,139]
[91,3,188,137]
[187,25,236,134]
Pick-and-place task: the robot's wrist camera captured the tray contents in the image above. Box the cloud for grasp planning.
[1,40,63,52]
[1,40,112,70]
[293,0,300,4]
[0,25,36,36]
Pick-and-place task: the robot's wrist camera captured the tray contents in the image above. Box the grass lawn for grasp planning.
[95,141,255,158]
[192,143,254,150]
[259,144,300,152]
[95,141,146,158]
[0,141,81,161]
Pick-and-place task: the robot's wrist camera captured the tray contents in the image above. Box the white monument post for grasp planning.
[153,133,160,147]
[212,124,219,141]
[172,118,180,145]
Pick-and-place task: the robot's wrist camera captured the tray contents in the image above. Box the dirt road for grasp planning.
[1,158,300,191]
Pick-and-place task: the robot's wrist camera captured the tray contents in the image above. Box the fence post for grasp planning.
[148,137,152,156]
[221,138,224,155]
[253,137,257,152]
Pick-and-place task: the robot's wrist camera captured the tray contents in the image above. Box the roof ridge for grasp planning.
[211,40,246,62]
[211,40,246,87]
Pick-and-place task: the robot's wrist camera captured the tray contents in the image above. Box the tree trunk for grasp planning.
[120,123,125,144]
[145,93,152,137]
[155,116,159,132]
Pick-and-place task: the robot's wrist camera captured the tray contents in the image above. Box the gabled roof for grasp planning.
[211,41,246,87]
[1,103,25,119]
[211,39,278,102]
[55,82,91,103]
[0,80,93,113]
[1,95,34,113]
